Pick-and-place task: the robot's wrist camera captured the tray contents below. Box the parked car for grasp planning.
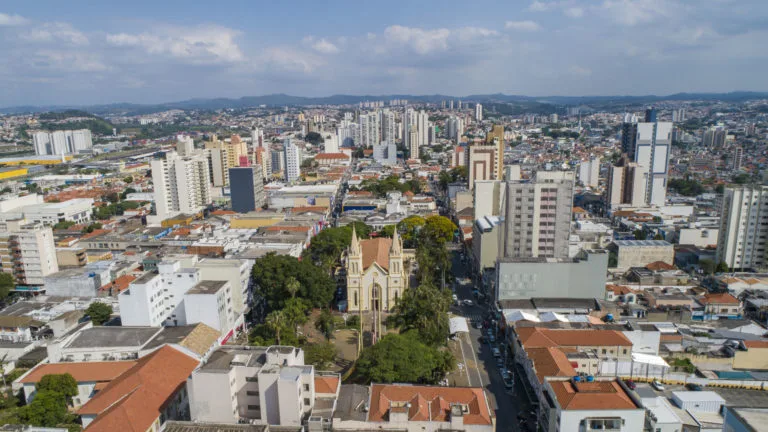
[488,334,495,343]
[624,380,636,390]
[651,380,665,391]
[492,347,501,358]
[463,299,473,306]
[452,294,458,302]
[474,321,483,329]
[503,377,514,390]
[685,383,703,391]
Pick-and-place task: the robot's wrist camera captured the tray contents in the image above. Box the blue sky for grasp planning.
[2,0,768,106]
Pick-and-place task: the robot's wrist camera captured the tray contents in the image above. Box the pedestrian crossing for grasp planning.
[457,313,485,325]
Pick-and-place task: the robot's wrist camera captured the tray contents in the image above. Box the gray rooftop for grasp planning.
[142,325,200,352]
[162,421,268,432]
[201,346,268,372]
[613,240,672,247]
[187,280,228,295]
[65,326,160,349]
[133,271,159,285]
[334,384,370,422]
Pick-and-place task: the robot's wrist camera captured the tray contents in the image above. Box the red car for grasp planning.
[624,380,636,390]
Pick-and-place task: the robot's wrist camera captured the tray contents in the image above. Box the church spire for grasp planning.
[390,228,402,254]
[350,225,361,256]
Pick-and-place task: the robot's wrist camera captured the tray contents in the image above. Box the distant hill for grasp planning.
[2,91,767,115]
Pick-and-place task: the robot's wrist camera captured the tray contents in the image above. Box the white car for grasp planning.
[463,299,474,306]
[651,380,665,391]
[452,294,458,301]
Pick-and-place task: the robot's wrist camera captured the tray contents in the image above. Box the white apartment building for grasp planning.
[21,198,93,226]
[358,113,380,148]
[283,139,301,183]
[578,157,600,188]
[151,151,212,218]
[118,260,200,327]
[475,103,483,122]
[416,110,429,148]
[446,116,465,143]
[635,122,672,207]
[183,280,237,335]
[188,345,326,427]
[176,134,194,156]
[500,170,574,259]
[323,133,339,154]
[606,155,646,209]
[380,109,396,143]
[717,186,768,270]
[196,258,252,316]
[32,129,93,156]
[0,223,58,285]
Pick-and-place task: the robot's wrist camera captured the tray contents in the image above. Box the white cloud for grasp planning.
[0,12,27,26]
[303,36,340,54]
[456,27,499,40]
[106,25,244,63]
[262,47,322,74]
[528,1,556,12]
[33,50,108,72]
[505,20,541,31]
[565,7,585,18]
[21,23,88,45]
[383,25,451,55]
[598,0,675,26]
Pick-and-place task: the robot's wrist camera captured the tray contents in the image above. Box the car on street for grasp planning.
[488,334,495,343]
[503,377,514,390]
[474,321,483,329]
[452,294,458,302]
[463,299,473,306]
[623,380,636,390]
[685,383,703,391]
[651,380,665,391]
[492,347,501,358]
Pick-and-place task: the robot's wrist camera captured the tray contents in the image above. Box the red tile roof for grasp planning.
[549,380,638,410]
[314,376,340,394]
[517,327,633,348]
[79,345,199,432]
[701,292,740,305]
[100,274,137,294]
[19,361,137,384]
[526,347,576,383]
[368,384,493,425]
[360,238,393,271]
[646,261,676,271]
[314,153,350,160]
[744,340,768,349]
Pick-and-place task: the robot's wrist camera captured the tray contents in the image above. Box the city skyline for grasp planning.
[2,0,768,106]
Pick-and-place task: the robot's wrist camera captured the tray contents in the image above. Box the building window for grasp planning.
[354,291,358,306]
[304,398,310,406]
[247,405,259,411]
[246,377,258,382]
[304,384,309,391]
[246,391,259,396]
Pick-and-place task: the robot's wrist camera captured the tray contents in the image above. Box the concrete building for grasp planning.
[118,260,200,327]
[323,133,339,154]
[33,129,93,156]
[723,406,768,431]
[21,198,93,226]
[176,134,194,156]
[606,155,650,209]
[43,267,105,297]
[346,229,407,314]
[500,171,574,259]
[619,115,672,207]
[468,144,497,191]
[416,110,429,148]
[472,216,501,273]
[283,138,301,183]
[473,180,503,219]
[496,250,607,300]
[485,125,505,180]
[446,116,465,143]
[609,240,674,270]
[0,223,58,286]
[183,280,237,335]
[717,186,768,270]
[452,145,467,169]
[703,125,727,148]
[373,141,397,166]
[475,103,483,122]
[187,345,331,427]
[577,157,600,188]
[195,258,252,316]
[229,166,266,213]
[205,135,248,187]
[151,151,212,219]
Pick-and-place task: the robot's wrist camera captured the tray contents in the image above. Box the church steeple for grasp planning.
[350,225,361,256]
[390,229,402,255]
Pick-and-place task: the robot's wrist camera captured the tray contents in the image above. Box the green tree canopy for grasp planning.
[667,178,705,196]
[699,259,715,275]
[356,332,454,384]
[315,309,336,340]
[0,272,14,302]
[304,342,337,368]
[17,389,76,427]
[52,221,76,230]
[302,223,371,272]
[36,373,78,399]
[389,281,451,346]
[251,253,336,310]
[716,261,729,273]
[397,216,426,247]
[85,302,113,325]
[422,215,456,244]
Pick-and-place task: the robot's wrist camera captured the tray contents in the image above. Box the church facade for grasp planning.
[346,228,407,313]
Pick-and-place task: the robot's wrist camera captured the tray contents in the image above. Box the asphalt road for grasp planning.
[449,249,524,431]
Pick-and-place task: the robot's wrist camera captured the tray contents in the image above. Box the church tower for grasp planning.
[387,229,404,309]
[347,226,364,311]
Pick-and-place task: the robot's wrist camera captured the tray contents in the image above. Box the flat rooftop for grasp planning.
[162,422,268,432]
[187,280,227,295]
[132,271,159,285]
[65,326,160,349]
[201,346,268,372]
[613,240,672,247]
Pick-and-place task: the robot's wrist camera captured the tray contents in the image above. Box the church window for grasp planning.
[394,291,399,303]
[354,291,358,307]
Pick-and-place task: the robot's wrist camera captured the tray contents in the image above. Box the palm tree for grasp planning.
[265,311,284,345]
[285,277,300,299]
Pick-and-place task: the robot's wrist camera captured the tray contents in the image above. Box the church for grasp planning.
[346,227,408,313]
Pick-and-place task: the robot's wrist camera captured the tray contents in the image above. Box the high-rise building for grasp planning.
[644,107,657,123]
[457,100,462,110]
[550,113,559,123]
[403,108,414,155]
[468,144,497,190]
[619,115,672,207]
[358,113,380,148]
[255,147,272,180]
[485,125,505,180]
[408,130,419,160]
[381,109,396,143]
[0,222,58,286]
[578,157,600,188]
[732,146,744,171]
[671,108,686,122]
[151,151,212,218]
[452,145,467,169]
[416,110,429,148]
[606,155,646,209]
[475,103,483,122]
[283,138,301,182]
[446,116,465,143]
[500,170,574,259]
[703,126,727,148]
[229,166,266,213]
[251,127,265,149]
[449,100,454,110]
[33,129,93,156]
[323,133,339,154]
[205,135,248,187]
[270,150,283,176]
[373,141,397,166]
[717,186,768,270]
[176,135,194,156]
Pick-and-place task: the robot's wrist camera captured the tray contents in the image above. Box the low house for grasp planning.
[693,292,742,321]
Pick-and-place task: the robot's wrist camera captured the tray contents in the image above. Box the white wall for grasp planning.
[558,409,645,432]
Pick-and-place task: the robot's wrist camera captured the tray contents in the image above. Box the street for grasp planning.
[449,248,526,431]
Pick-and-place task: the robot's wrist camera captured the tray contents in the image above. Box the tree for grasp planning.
[281,297,309,339]
[36,374,78,400]
[653,233,664,240]
[305,132,324,145]
[18,389,76,427]
[397,216,426,247]
[315,309,336,340]
[356,332,454,384]
[120,187,137,200]
[699,259,715,275]
[123,176,133,184]
[0,273,12,302]
[53,221,76,230]
[714,184,725,194]
[422,216,456,244]
[389,281,451,346]
[251,253,336,310]
[716,261,729,273]
[732,173,751,185]
[378,225,396,238]
[83,222,103,234]
[304,342,337,368]
[633,229,647,240]
[265,311,285,345]
[303,224,371,272]
[85,302,113,325]
[105,192,120,203]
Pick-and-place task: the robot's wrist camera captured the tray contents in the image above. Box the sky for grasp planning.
[2,0,768,106]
